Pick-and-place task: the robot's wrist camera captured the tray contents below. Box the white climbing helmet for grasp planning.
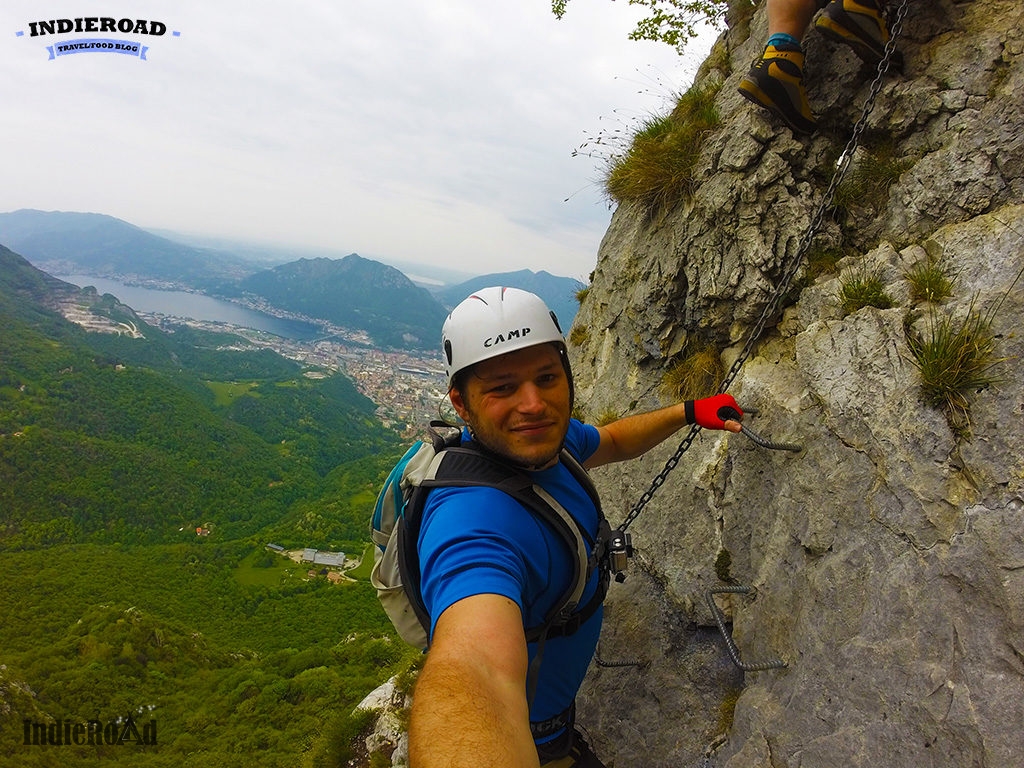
[441,286,567,388]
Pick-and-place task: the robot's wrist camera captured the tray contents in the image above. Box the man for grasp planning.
[408,287,742,767]
[738,0,892,134]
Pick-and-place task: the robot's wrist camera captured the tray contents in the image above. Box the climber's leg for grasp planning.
[738,0,818,134]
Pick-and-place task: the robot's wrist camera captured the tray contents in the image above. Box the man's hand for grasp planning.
[686,393,743,432]
[588,393,743,468]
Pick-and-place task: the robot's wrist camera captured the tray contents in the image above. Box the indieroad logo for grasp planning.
[23,714,157,746]
[14,16,181,61]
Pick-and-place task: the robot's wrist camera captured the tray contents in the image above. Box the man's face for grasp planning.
[449,343,571,470]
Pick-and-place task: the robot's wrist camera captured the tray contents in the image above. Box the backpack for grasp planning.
[370,421,615,651]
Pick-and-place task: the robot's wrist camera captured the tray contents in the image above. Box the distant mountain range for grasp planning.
[434,270,583,332]
[235,255,446,349]
[0,209,585,349]
[0,209,252,286]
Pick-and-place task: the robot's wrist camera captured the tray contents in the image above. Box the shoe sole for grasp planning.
[738,78,816,135]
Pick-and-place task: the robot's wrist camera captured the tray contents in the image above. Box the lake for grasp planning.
[56,275,321,340]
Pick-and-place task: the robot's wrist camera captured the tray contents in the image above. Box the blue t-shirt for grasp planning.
[417,419,603,742]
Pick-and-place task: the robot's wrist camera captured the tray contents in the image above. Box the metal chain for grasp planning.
[620,0,910,533]
[621,423,701,530]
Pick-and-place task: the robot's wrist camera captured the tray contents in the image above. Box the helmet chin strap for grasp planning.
[558,347,575,414]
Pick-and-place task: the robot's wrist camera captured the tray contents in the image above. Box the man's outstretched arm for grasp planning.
[409,593,539,768]
[585,393,743,469]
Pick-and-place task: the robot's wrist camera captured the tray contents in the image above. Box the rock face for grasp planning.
[353,677,410,767]
[570,1,1024,766]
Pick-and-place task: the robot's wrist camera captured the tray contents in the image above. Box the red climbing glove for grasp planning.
[685,393,743,430]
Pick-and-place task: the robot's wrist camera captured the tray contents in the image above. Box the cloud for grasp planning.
[0,0,715,278]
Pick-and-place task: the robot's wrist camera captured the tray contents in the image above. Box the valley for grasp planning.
[49,273,449,437]
[0,243,419,766]
[137,311,448,438]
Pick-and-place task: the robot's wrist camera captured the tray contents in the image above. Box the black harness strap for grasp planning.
[531,702,575,739]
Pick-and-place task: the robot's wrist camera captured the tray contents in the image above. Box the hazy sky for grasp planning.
[1,1,715,280]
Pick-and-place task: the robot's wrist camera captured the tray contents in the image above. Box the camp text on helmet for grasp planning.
[483,327,532,349]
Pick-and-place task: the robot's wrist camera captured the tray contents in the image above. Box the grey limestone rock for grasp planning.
[570,0,1024,764]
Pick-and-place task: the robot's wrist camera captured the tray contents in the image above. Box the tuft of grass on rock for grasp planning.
[604,82,722,218]
[833,141,914,215]
[838,268,894,315]
[805,244,845,282]
[661,341,725,401]
[568,325,590,347]
[905,258,954,304]
[905,300,1002,438]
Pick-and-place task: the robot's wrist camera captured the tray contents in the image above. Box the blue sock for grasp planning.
[767,32,802,51]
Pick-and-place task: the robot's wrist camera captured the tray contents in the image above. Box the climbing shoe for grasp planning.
[737,45,816,135]
[815,0,891,64]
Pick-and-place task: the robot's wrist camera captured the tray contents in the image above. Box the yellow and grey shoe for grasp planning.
[815,0,892,64]
[737,46,816,135]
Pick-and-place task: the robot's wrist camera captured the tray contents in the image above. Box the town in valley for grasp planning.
[52,286,450,439]
[141,308,451,438]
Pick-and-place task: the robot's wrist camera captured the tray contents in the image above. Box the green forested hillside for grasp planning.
[0,544,418,767]
[0,270,400,549]
[0,248,416,766]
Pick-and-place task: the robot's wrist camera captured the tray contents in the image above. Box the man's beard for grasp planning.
[462,410,566,471]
